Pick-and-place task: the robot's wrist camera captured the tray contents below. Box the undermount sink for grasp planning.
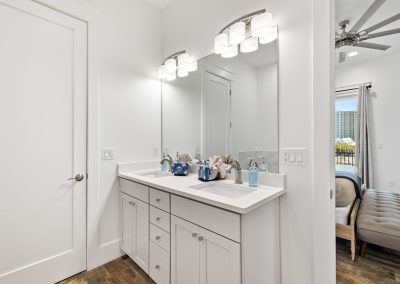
[190,182,253,198]
[137,170,172,179]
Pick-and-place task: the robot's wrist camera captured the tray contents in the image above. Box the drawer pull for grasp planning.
[129,201,135,206]
[155,236,160,240]
[156,198,161,202]
[155,265,160,270]
[198,236,204,241]
[156,217,161,221]
[192,233,197,238]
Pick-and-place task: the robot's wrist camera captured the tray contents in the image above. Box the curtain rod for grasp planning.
[335,82,372,93]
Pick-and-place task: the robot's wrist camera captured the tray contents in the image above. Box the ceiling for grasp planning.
[336,0,400,65]
[144,0,172,9]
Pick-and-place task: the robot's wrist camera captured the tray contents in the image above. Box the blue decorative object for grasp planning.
[171,162,190,176]
[198,164,212,181]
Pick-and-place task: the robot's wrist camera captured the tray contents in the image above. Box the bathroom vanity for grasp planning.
[118,165,285,284]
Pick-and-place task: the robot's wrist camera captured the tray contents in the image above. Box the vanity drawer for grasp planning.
[120,178,149,203]
[150,206,170,233]
[150,188,170,212]
[149,241,170,284]
[150,223,170,252]
[171,195,241,242]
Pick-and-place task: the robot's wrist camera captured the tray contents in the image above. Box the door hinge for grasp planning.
[229,122,232,128]
[229,90,232,96]
[86,173,89,179]
[330,189,333,200]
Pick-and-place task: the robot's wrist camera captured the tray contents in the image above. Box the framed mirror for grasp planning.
[161,38,279,173]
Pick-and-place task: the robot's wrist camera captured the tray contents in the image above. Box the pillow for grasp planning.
[336,178,357,207]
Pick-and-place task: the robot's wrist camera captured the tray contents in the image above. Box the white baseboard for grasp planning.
[90,239,123,270]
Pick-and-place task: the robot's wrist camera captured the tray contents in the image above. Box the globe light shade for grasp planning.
[240,37,259,53]
[185,57,197,72]
[165,58,177,73]
[177,53,190,67]
[229,21,246,45]
[177,69,188,78]
[251,12,273,38]
[158,65,168,79]
[259,26,278,44]
[166,71,176,81]
[215,33,229,54]
[221,44,238,58]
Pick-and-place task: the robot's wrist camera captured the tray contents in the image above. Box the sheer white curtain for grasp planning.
[355,85,373,188]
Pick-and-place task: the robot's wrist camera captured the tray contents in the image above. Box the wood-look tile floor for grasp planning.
[58,255,155,284]
[337,238,400,284]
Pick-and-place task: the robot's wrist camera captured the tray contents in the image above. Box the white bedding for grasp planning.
[336,200,355,225]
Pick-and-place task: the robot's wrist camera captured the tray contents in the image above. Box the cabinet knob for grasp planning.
[192,233,197,238]
[155,265,160,270]
[155,236,160,240]
[156,217,161,221]
[129,201,135,206]
[156,198,161,202]
[198,236,204,241]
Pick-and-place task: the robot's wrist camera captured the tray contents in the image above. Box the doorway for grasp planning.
[0,0,88,283]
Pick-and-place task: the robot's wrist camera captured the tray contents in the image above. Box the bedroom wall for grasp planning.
[336,51,400,193]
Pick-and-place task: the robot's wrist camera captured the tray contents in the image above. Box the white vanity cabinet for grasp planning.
[120,192,149,273]
[171,216,241,284]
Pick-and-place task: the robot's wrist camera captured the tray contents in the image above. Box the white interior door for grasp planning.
[203,72,231,159]
[0,0,87,283]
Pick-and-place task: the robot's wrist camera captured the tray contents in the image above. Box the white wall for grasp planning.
[87,0,162,267]
[336,51,400,193]
[162,0,333,283]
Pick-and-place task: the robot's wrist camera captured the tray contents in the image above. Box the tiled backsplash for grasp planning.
[238,150,279,173]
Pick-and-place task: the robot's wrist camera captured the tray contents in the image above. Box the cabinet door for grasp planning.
[199,228,241,284]
[121,193,149,273]
[171,216,201,284]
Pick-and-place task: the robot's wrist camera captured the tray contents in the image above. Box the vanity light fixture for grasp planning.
[158,50,197,81]
[214,9,277,58]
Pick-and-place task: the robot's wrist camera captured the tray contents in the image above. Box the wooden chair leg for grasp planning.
[351,240,356,261]
[360,241,367,257]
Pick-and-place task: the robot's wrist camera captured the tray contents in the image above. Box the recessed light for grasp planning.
[348,51,358,57]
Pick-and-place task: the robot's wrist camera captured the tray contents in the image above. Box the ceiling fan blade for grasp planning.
[364,28,400,40]
[349,0,386,33]
[339,51,346,63]
[355,42,391,50]
[363,13,400,33]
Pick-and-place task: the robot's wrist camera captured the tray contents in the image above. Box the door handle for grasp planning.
[68,174,85,182]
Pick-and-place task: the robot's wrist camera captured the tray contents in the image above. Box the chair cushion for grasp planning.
[357,189,400,251]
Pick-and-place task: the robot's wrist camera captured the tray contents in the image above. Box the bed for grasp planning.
[335,165,362,261]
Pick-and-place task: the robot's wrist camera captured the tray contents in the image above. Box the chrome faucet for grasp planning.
[160,154,173,172]
[226,161,243,184]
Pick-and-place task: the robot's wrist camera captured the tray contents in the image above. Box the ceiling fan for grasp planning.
[336,0,400,63]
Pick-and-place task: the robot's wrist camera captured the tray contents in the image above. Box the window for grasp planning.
[335,94,358,165]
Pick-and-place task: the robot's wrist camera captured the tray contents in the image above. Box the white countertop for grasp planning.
[118,169,286,214]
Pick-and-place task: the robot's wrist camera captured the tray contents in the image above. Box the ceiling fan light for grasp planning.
[177,69,188,77]
[165,58,177,73]
[240,37,259,53]
[259,26,278,44]
[348,51,359,57]
[229,22,246,45]
[215,33,229,54]
[158,65,168,79]
[221,44,238,58]
[251,12,273,37]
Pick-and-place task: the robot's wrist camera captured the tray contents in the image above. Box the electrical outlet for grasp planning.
[102,148,115,160]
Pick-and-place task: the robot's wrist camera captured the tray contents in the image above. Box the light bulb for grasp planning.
[229,21,246,45]
[158,65,167,79]
[251,12,273,37]
[215,33,229,54]
[165,58,177,73]
[348,51,358,57]
[259,26,278,44]
[240,37,259,53]
[221,44,238,58]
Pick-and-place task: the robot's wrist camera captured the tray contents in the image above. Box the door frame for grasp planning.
[32,0,101,270]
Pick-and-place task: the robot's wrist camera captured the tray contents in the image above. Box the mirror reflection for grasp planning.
[162,40,279,173]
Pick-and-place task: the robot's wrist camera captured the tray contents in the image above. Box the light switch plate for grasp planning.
[102,148,115,160]
[281,148,307,167]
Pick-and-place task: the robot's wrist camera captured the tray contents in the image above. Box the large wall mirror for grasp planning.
[161,38,279,173]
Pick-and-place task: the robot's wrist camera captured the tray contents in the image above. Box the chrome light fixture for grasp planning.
[158,50,197,81]
[214,9,277,58]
